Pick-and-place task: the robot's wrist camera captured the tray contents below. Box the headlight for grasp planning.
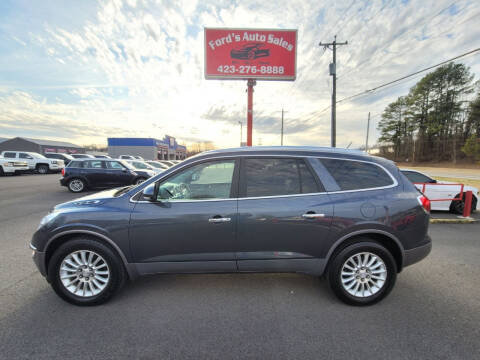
[38,211,60,229]
[6,162,14,166]
[51,160,58,164]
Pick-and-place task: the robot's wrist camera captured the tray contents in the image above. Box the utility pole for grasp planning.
[281,108,286,146]
[319,35,348,147]
[238,121,243,147]
[365,112,370,152]
[246,79,256,146]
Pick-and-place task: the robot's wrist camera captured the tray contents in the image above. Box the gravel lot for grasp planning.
[1,174,479,359]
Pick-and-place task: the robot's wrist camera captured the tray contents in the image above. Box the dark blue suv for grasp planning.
[60,159,154,192]
[32,147,431,306]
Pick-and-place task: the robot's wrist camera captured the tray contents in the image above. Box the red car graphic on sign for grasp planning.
[230,43,270,60]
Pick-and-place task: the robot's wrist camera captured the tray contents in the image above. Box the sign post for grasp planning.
[205,28,297,146]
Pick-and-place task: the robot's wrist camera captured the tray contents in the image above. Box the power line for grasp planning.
[336,47,480,105]
[338,1,460,80]
[307,46,480,124]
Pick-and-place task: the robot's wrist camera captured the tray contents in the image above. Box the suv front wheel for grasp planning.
[37,164,49,174]
[327,240,397,306]
[47,238,126,306]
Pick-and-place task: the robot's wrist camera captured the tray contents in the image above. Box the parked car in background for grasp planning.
[1,151,64,174]
[401,169,478,214]
[60,159,152,193]
[0,156,29,176]
[32,146,432,306]
[94,155,111,159]
[159,160,175,167]
[133,156,144,160]
[45,152,74,166]
[125,160,159,175]
[119,155,135,160]
[145,161,169,171]
[70,154,95,159]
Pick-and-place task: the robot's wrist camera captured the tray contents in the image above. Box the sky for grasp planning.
[0,0,479,149]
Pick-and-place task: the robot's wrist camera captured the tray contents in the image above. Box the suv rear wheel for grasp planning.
[68,178,85,193]
[327,240,397,306]
[47,238,126,306]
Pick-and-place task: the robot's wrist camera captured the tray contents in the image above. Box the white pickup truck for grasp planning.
[0,156,29,176]
[1,151,64,174]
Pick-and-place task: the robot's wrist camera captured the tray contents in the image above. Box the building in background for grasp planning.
[107,136,187,160]
[0,137,85,154]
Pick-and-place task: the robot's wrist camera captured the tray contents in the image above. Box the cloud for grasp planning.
[0,0,479,149]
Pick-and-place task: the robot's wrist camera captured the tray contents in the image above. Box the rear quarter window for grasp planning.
[320,158,394,191]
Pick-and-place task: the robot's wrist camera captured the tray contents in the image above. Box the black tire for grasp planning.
[47,237,126,306]
[327,240,397,306]
[37,164,49,174]
[135,177,147,185]
[451,194,478,214]
[68,178,86,193]
[0,166,4,176]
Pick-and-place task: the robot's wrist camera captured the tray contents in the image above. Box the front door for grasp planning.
[129,159,239,274]
[236,157,333,274]
[104,160,135,186]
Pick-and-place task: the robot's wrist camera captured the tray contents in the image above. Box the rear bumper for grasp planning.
[59,178,68,186]
[403,235,432,268]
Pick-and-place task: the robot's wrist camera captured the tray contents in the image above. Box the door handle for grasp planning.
[302,213,325,219]
[208,217,231,223]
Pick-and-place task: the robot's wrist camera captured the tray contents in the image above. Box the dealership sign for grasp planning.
[204,28,297,80]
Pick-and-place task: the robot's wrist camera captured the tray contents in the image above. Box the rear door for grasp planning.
[83,160,108,187]
[236,157,333,274]
[18,152,35,169]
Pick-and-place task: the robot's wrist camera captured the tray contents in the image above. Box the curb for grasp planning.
[430,218,477,224]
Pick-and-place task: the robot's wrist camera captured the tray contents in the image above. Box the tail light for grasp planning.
[61,168,65,176]
[417,195,431,213]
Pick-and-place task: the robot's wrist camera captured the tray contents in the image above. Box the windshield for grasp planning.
[118,160,136,170]
[147,161,167,169]
[130,161,151,170]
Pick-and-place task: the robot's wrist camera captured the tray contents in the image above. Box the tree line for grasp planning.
[377,62,480,163]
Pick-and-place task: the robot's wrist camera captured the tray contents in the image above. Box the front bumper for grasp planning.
[403,235,432,268]
[30,243,47,277]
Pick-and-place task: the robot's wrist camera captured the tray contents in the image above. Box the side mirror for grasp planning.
[142,183,156,201]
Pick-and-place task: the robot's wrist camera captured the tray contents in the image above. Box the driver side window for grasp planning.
[158,160,235,201]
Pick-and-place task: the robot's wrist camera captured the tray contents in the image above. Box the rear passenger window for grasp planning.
[86,160,104,169]
[243,158,319,197]
[106,161,125,169]
[3,152,16,158]
[68,161,83,168]
[320,158,393,191]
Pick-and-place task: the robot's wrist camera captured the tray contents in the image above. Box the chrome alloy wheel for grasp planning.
[340,252,387,298]
[59,250,110,297]
[69,179,84,192]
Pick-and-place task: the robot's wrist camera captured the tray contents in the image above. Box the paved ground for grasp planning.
[1,174,480,359]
